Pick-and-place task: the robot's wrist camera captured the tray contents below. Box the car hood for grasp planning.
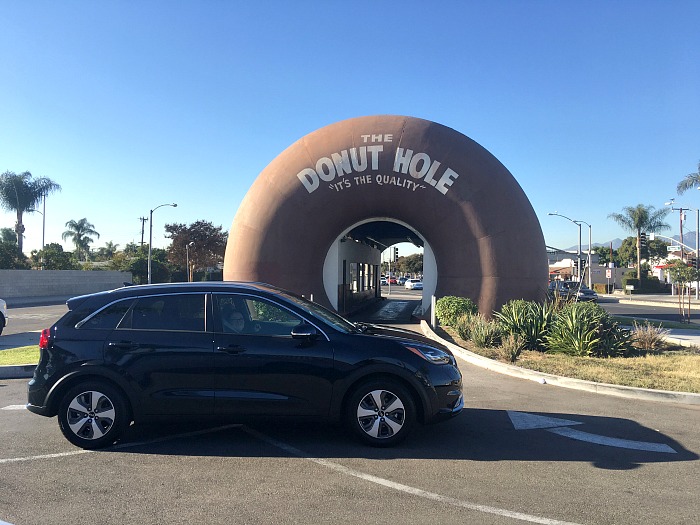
[357,323,450,350]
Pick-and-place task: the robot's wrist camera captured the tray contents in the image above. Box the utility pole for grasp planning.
[139,217,148,249]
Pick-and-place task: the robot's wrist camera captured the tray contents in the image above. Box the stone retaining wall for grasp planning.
[0,270,132,302]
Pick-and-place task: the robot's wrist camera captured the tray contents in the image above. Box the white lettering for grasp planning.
[316,157,336,182]
[436,168,459,195]
[367,145,383,169]
[297,168,319,193]
[350,147,368,172]
[393,148,413,174]
[331,150,352,178]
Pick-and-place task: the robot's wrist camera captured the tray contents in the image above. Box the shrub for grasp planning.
[435,296,478,327]
[631,320,669,353]
[454,312,475,341]
[494,299,554,351]
[545,302,632,357]
[470,314,502,348]
[500,333,525,363]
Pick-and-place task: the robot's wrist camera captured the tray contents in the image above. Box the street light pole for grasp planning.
[186,241,194,282]
[575,220,592,289]
[548,212,583,282]
[148,203,177,284]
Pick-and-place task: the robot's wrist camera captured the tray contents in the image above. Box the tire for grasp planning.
[57,382,129,449]
[0,314,4,335]
[346,379,416,447]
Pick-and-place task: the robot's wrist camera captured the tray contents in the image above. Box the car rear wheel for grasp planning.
[346,380,415,447]
[58,382,129,449]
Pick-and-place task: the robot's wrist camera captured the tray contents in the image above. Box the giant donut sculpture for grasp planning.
[224,115,547,314]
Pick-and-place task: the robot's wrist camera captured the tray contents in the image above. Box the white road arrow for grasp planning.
[507,411,677,454]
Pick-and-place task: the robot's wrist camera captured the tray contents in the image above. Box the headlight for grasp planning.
[402,343,453,364]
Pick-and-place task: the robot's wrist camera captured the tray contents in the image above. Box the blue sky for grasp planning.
[2,1,699,256]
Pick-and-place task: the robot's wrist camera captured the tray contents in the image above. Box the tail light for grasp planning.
[39,328,51,350]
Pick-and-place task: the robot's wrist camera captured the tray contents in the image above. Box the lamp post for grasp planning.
[548,212,582,282]
[148,203,177,284]
[575,219,592,289]
[186,241,194,282]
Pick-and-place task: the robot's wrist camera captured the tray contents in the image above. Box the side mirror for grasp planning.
[291,323,318,340]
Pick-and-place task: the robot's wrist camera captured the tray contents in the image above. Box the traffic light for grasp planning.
[689,256,697,269]
[640,232,647,248]
[394,247,399,261]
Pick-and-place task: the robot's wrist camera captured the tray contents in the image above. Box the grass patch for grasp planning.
[0,346,39,366]
[439,326,700,394]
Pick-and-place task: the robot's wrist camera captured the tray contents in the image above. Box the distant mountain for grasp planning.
[566,232,697,252]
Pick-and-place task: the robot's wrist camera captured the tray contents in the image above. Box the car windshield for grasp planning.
[276,291,360,334]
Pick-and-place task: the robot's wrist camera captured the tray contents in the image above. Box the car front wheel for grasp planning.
[346,380,415,447]
[57,382,129,449]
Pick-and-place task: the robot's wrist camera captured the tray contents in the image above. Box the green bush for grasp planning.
[470,314,502,348]
[545,302,632,357]
[454,313,475,341]
[494,299,554,351]
[435,296,478,326]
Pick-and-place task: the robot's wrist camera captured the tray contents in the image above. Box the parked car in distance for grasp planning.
[404,279,423,290]
[398,277,407,285]
[388,277,398,284]
[27,282,463,449]
[380,277,388,286]
[0,298,6,335]
[548,280,598,302]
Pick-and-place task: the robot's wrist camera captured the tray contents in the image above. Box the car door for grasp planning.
[212,293,335,417]
[103,292,215,416]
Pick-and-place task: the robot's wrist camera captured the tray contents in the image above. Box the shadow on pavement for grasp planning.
[109,408,697,471]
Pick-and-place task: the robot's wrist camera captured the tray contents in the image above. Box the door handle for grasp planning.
[107,341,140,351]
[216,344,246,354]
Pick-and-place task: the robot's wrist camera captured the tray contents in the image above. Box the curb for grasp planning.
[0,364,35,380]
[420,320,700,406]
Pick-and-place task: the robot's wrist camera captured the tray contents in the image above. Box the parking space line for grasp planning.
[243,427,584,525]
[0,423,242,465]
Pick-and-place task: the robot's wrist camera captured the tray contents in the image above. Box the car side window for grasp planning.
[120,294,206,332]
[216,294,301,336]
[78,299,135,330]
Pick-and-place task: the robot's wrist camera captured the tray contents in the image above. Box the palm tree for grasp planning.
[62,218,100,262]
[676,161,700,195]
[0,171,61,255]
[608,204,671,280]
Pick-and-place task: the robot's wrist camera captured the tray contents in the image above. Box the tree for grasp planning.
[648,238,670,266]
[165,220,228,281]
[62,218,100,262]
[676,160,700,195]
[666,259,699,323]
[95,241,120,261]
[592,245,623,268]
[0,242,31,269]
[0,171,61,256]
[0,228,17,244]
[608,204,671,280]
[402,253,424,275]
[30,243,80,270]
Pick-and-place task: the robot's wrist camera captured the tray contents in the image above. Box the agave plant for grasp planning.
[495,299,553,351]
[545,302,631,358]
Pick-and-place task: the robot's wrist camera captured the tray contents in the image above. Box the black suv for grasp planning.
[27,282,463,449]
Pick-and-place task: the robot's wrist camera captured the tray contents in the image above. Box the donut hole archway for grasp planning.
[322,218,437,312]
[224,115,548,314]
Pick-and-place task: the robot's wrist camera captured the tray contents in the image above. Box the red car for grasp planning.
[388,277,398,284]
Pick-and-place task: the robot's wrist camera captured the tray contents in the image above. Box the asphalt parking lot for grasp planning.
[3,352,700,525]
[1,297,699,524]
